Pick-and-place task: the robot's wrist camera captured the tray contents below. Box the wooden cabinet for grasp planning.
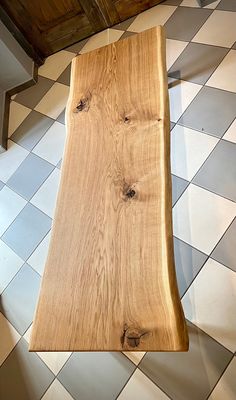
[0,0,162,62]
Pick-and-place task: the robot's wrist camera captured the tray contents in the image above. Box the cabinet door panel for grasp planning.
[0,0,163,60]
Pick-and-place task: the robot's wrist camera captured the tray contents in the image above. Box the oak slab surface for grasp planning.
[30,26,189,352]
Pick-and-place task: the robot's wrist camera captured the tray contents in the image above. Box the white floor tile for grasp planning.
[0,240,24,294]
[173,184,236,254]
[80,29,123,54]
[209,357,236,400]
[166,39,188,70]
[23,324,31,342]
[0,140,28,182]
[0,186,26,236]
[182,258,236,352]
[168,78,202,123]
[37,351,72,375]
[192,10,236,48]
[24,325,71,374]
[38,51,74,80]
[30,168,61,218]
[180,0,220,8]
[206,50,236,93]
[8,101,31,137]
[32,122,66,165]
[223,119,236,144]
[123,352,146,365]
[0,312,20,366]
[34,83,69,119]
[118,369,169,400]
[27,232,51,275]
[127,5,176,32]
[171,125,218,180]
[42,379,73,400]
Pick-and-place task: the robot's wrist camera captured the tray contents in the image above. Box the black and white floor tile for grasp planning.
[0,0,236,398]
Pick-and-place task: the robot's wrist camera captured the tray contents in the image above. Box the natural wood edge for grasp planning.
[29,27,189,352]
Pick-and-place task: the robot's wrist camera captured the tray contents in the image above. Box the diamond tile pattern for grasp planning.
[171,124,218,180]
[2,203,51,260]
[179,86,236,137]
[58,352,135,400]
[174,237,208,296]
[182,258,236,351]
[10,111,54,151]
[171,174,189,206]
[168,42,228,84]
[7,153,54,200]
[193,140,236,201]
[0,338,54,400]
[164,7,212,41]
[0,264,40,335]
[192,10,236,47]
[173,183,236,254]
[139,322,233,400]
[206,50,236,93]
[211,218,236,272]
[0,3,235,399]
[14,76,54,109]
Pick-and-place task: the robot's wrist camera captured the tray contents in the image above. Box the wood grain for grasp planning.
[30,26,189,352]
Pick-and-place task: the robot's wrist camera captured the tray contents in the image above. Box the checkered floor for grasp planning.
[0,0,236,399]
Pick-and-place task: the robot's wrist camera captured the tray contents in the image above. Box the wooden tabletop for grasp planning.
[30,26,189,352]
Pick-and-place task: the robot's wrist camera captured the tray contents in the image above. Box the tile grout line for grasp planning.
[115,353,172,400]
[39,352,76,400]
[205,353,235,399]
[173,232,236,276]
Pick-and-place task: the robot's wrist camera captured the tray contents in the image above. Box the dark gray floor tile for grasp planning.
[57,64,71,86]
[0,264,40,334]
[14,76,54,109]
[179,87,236,137]
[2,203,51,260]
[7,154,54,200]
[172,174,189,206]
[212,219,236,272]
[174,237,208,297]
[57,109,66,124]
[170,121,175,130]
[232,42,236,49]
[113,16,136,31]
[120,31,136,40]
[58,352,135,400]
[164,7,212,41]
[216,0,236,11]
[162,0,182,5]
[168,43,228,85]
[193,140,236,201]
[0,338,54,400]
[0,181,4,191]
[65,38,88,53]
[198,0,217,5]
[11,111,54,151]
[139,322,233,400]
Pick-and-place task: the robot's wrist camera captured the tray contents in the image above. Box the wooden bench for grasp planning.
[30,26,189,352]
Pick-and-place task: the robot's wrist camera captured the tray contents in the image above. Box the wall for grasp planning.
[0,19,35,151]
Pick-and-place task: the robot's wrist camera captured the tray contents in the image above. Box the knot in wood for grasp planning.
[122,326,148,348]
[124,116,130,124]
[125,188,136,198]
[74,92,91,113]
[76,98,89,112]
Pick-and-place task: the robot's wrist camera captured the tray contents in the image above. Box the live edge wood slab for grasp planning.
[30,26,189,352]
